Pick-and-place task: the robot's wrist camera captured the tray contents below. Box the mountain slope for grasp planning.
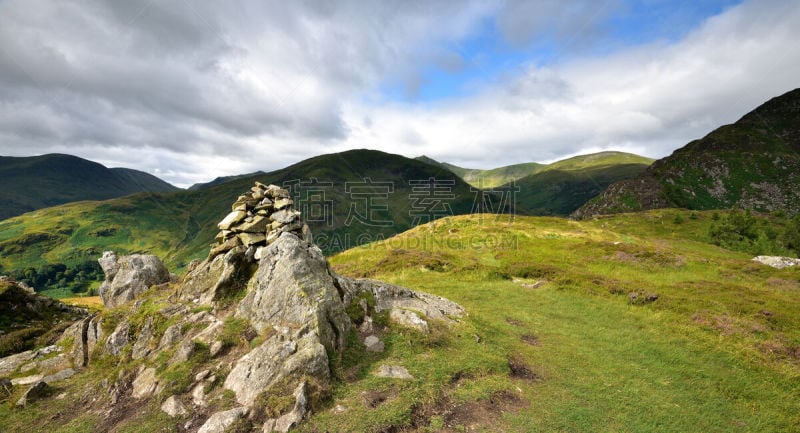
[0,149,490,294]
[0,154,179,220]
[573,88,800,218]
[512,151,654,215]
[416,156,543,188]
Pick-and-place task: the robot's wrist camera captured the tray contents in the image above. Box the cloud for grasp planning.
[0,0,797,187]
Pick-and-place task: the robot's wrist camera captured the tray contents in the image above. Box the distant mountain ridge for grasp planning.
[421,151,654,215]
[0,149,490,295]
[0,153,178,220]
[573,88,800,219]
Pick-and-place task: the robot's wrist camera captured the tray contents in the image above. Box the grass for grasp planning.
[316,210,800,432]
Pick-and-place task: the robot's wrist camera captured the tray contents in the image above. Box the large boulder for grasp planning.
[235,232,351,352]
[98,252,170,308]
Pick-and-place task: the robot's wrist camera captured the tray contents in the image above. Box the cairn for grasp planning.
[209,182,311,260]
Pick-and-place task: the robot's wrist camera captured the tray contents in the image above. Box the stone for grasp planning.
[209,340,224,358]
[209,236,242,260]
[264,382,308,432]
[36,353,72,374]
[197,407,249,433]
[375,365,414,380]
[158,323,183,349]
[42,368,76,384]
[180,246,252,304]
[359,316,374,334]
[16,381,49,407]
[12,374,43,386]
[105,321,130,356]
[132,367,158,399]
[195,370,211,382]
[192,382,206,406]
[235,233,350,351]
[363,335,384,352]
[269,209,297,224]
[389,309,429,333]
[236,215,270,233]
[273,198,293,210]
[237,232,266,246]
[86,316,103,359]
[266,185,289,199]
[224,332,328,406]
[98,253,171,308]
[131,316,155,360]
[752,255,800,269]
[217,210,247,230]
[161,395,189,417]
[171,340,195,363]
[98,251,120,281]
[0,350,37,376]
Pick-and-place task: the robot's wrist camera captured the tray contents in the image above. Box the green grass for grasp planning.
[316,210,800,432]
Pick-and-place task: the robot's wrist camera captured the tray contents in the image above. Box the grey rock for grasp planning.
[375,365,414,380]
[158,323,183,349]
[86,316,103,360]
[264,382,308,432]
[12,374,43,386]
[98,253,170,308]
[36,354,71,374]
[359,316,374,334]
[0,350,36,376]
[217,210,247,230]
[42,368,76,384]
[131,316,154,360]
[208,236,242,260]
[197,407,249,433]
[235,233,350,353]
[224,332,328,406]
[236,215,270,233]
[132,367,158,399]
[237,232,266,246]
[363,335,384,352]
[192,382,206,406]
[171,340,195,363]
[98,251,120,281]
[105,321,130,357]
[752,255,800,269]
[16,381,49,407]
[209,340,224,358]
[269,209,297,224]
[389,309,429,333]
[180,246,252,304]
[58,318,90,367]
[161,395,189,417]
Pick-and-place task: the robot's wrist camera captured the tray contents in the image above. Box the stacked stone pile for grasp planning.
[210,182,311,260]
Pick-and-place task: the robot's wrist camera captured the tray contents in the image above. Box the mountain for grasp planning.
[512,151,654,215]
[188,171,266,191]
[416,156,543,188]
[573,88,800,219]
[0,149,491,295]
[0,154,179,220]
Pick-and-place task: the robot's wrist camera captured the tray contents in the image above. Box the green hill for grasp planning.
[0,154,179,220]
[511,151,653,215]
[416,156,544,188]
[573,88,800,218]
[0,149,489,296]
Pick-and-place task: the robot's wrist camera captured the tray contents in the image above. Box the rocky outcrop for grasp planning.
[98,251,170,308]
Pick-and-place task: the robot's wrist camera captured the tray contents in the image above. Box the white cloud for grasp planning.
[0,0,798,186]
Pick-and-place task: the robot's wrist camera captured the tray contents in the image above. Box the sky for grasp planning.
[0,0,798,187]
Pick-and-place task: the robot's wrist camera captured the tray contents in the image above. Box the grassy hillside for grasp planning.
[1,210,798,432]
[574,88,800,218]
[0,154,178,220]
[0,150,488,295]
[417,156,544,188]
[511,152,654,215]
[304,210,800,432]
